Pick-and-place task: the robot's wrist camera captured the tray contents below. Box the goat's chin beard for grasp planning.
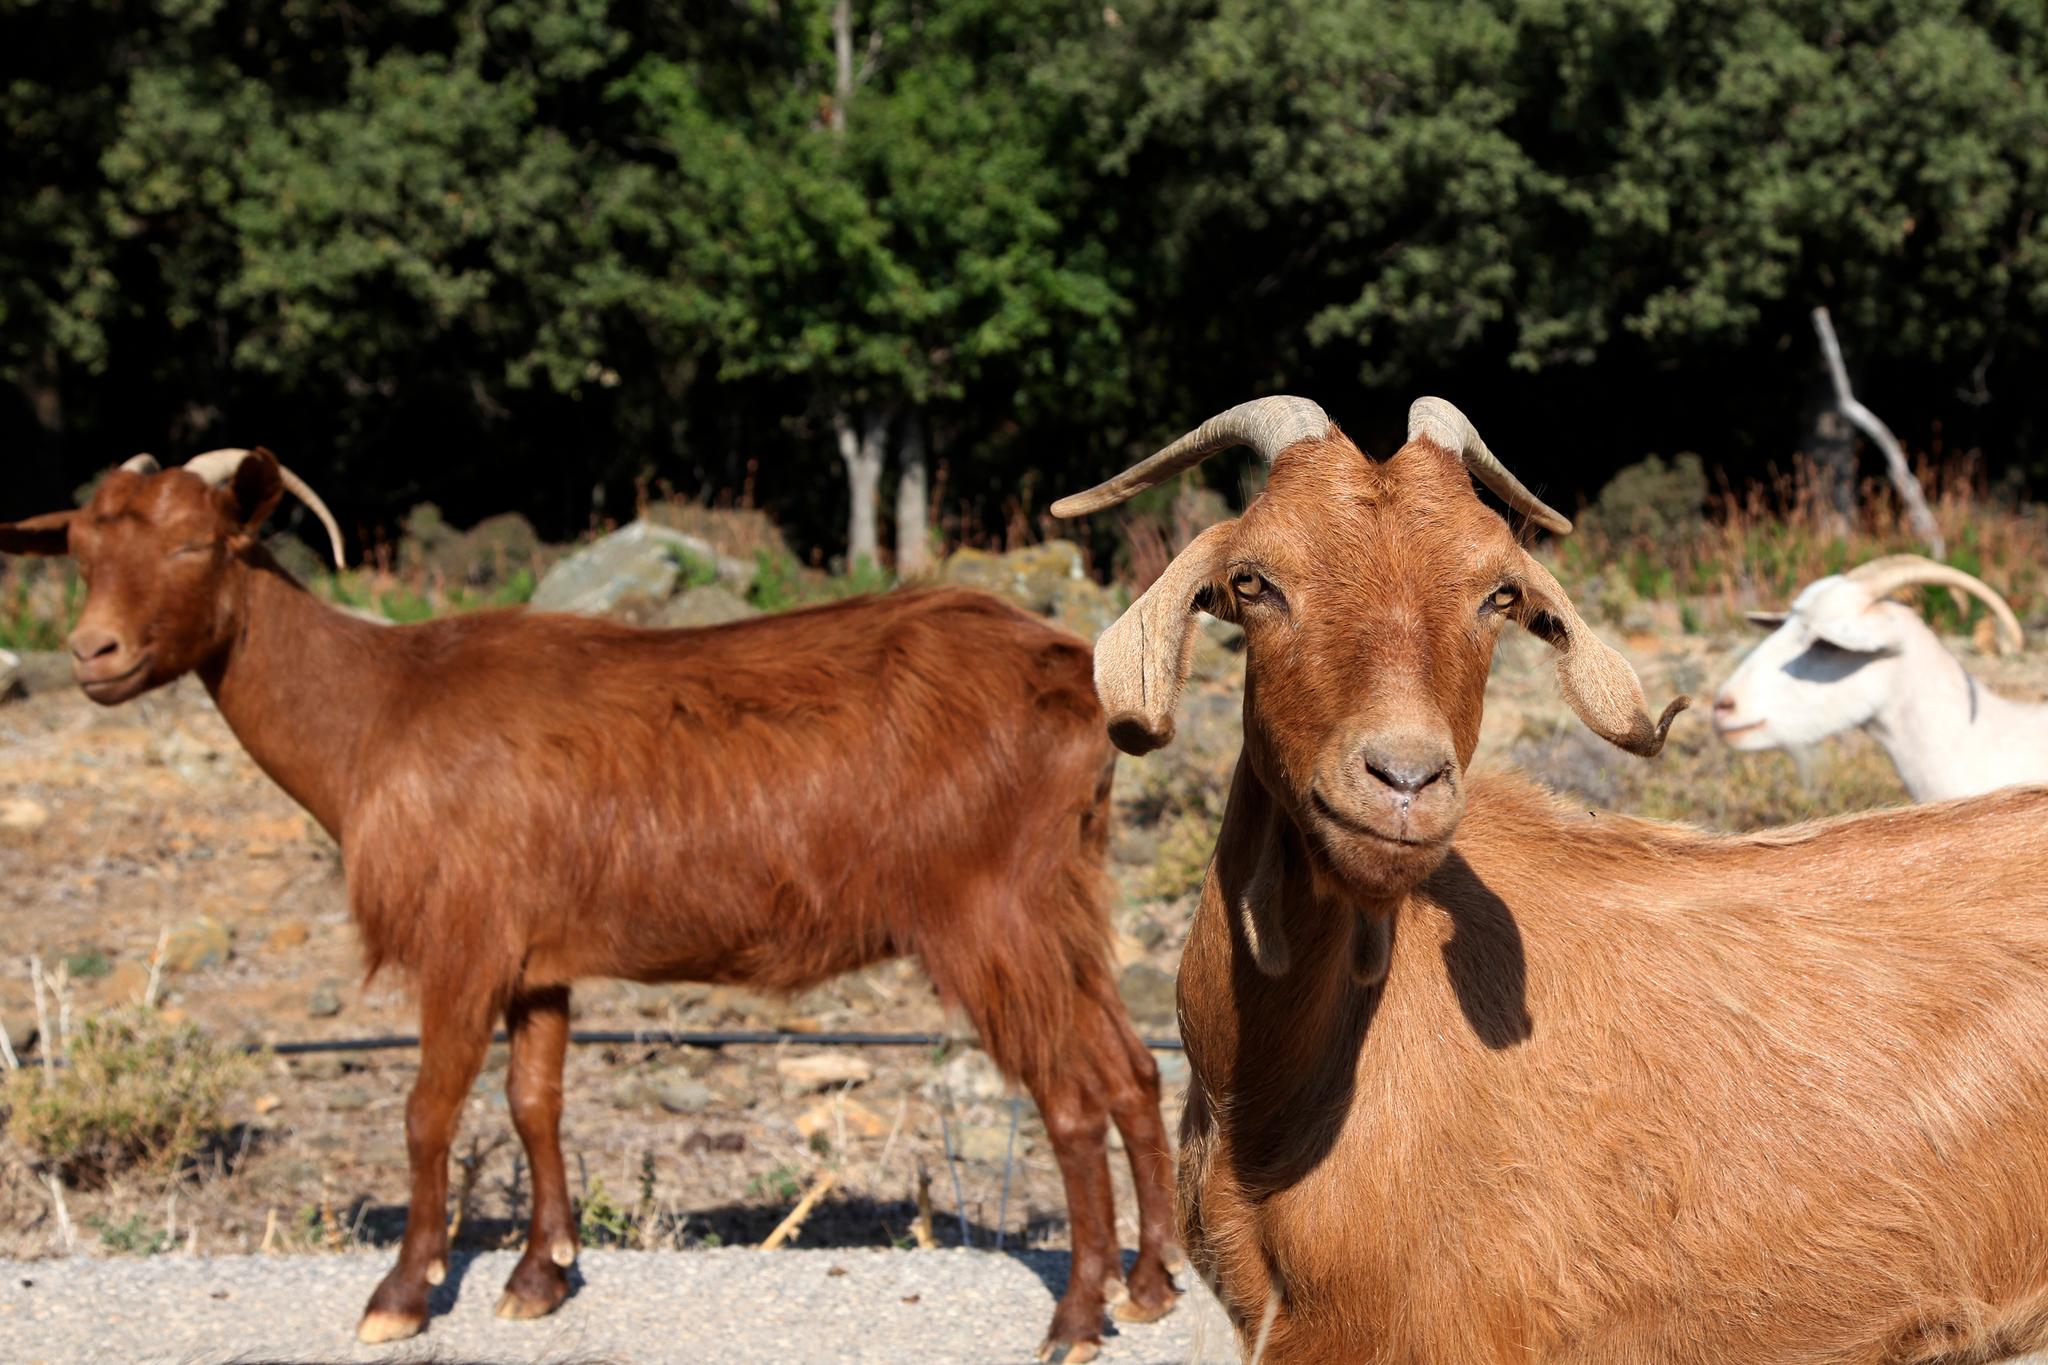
[1304,815,1456,901]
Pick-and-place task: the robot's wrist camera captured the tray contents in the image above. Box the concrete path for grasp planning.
[0,1248,1237,1365]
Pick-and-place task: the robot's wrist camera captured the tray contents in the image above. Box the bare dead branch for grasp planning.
[1811,306,1944,558]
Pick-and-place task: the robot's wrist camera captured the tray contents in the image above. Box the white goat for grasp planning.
[1712,555,2042,800]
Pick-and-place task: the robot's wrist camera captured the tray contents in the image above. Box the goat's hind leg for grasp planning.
[1084,987,1181,1324]
[497,985,577,1321]
[358,985,494,1343]
[1026,1059,1120,1363]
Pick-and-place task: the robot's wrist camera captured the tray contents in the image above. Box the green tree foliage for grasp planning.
[1,0,2043,558]
[1057,0,2048,472]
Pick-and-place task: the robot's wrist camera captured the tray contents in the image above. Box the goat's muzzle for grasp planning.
[1305,727,1465,891]
[69,625,153,704]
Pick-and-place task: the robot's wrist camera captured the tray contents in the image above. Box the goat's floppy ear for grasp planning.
[1744,610,1789,629]
[1094,520,1236,756]
[224,448,286,534]
[0,511,75,557]
[1510,549,1688,757]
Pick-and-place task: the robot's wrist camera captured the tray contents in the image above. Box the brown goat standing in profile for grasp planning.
[1056,397,2048,1363]
[1,450,1178,1360]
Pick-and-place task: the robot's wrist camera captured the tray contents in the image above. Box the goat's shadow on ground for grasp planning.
[347,1195,1123,1307]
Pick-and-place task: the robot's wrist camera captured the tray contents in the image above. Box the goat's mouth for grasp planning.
[1714,718,1767,742]
[77,655,152,702]
[1310,789,1445,850]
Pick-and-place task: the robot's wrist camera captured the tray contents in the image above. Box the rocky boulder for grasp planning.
[531,521,755,618]
[936,540,1121,640]
[655,584,761,630]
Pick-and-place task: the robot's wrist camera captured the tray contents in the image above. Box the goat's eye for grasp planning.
[1482,584,1519,616]
[1230,569,1267,601]
[171,540,210,559]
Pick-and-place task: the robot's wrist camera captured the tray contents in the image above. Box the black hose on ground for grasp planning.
[252,1028,1186,1057]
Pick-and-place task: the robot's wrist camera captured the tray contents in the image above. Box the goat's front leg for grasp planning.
[496,985,576,1320]
[357,990,492,1343]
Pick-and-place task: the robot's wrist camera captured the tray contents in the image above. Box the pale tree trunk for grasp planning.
[830,0,852,134]
[826,0,893,570]
[1811,306,1943,557]
[835,405,892,569]
[895,413,933,576]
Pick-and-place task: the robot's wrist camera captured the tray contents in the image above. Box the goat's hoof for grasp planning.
[356,1309,426,1344]
[497,1254,571,1320]
[1035,1341,1101,1364]
[495,1288,562,1321]
[1114,1290,1180,1324]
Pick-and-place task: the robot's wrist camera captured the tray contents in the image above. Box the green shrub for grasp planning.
[2,1007,254,1187]
[1586,453,1707,543]
[669,547,721,591]
[88,1212,173,1255]
[748,550,805,613]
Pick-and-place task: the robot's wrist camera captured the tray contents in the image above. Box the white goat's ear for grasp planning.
[1093,520,1235,755]
[1745,610,1788,629]
[1510,549,1688,757]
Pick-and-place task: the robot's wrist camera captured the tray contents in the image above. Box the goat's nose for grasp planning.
[1359,737,1454,797]
[69,627,120,664]
[1712,694,1736,716]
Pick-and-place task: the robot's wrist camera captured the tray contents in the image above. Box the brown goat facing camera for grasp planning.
[1,450,1178,1361]
[1055,397,2048,1364]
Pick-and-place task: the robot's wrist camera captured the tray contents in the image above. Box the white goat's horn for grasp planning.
[184,448,348,569]
[120,454,161,475]
[1408,397,1572,535]
[1845,554,2023,655]
[1051,396,1330,518]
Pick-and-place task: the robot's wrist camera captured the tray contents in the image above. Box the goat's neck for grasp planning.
[1186,760,1389,1184]
[1863,630,2039,802]
[200,558,394,839]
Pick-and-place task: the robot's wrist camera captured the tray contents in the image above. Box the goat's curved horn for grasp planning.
[120,454,161,475]
[184,448,348,569]
[1051,397,1330,518]
[1407,398,1572,535]
[1845,554,2023,655]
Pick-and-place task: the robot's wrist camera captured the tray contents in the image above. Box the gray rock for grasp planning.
[160,918,232,974]
[1130,915,1169,951]
[1190,618,1247,682]
[531,521,684,617]
[952,1123,1028,1163]
[14,651,73,697]
[934,541,1123,641]
[531,522,754,619]
[653,1074,715,1115]
[1117,963,1178,1029]
[933,1049,1008,1105]
[1112,825,1162,868]
[326,1087,370,1113]
[307,982,342,1019]
[656,584,760,630]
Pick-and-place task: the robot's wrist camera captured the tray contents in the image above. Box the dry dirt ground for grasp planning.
[0,618,2044,1320]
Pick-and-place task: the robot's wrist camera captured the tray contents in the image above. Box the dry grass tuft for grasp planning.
[2,1006,254,1188]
